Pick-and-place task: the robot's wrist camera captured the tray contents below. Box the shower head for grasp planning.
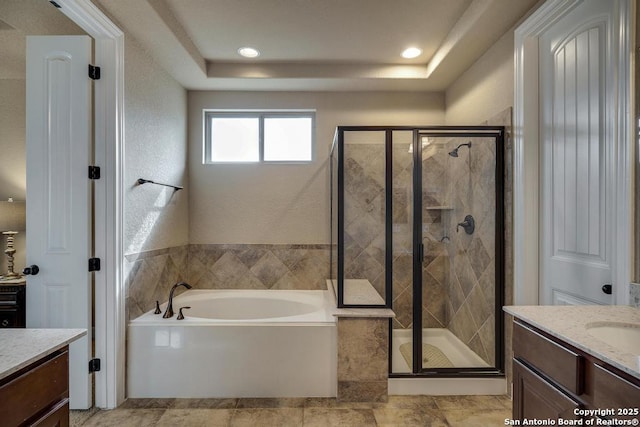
[448,141,472,158]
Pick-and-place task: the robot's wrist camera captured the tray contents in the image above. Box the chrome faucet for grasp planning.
[162,282,192,318]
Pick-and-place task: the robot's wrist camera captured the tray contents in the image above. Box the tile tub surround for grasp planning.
[125,244,331,320]
[188,244,331,292]
[503,305,640,379]
[125,246,189,320]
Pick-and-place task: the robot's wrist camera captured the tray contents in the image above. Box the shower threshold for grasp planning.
[388,328,506,395]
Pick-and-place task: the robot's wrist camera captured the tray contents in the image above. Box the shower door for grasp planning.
[391,127,505,376]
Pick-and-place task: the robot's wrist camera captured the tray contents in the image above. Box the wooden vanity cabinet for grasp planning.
[512,320,640,422]
[0,347,69,427]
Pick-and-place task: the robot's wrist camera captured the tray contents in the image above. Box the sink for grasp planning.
[586,322,640,354]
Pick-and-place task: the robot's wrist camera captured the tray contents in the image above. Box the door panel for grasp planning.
[26,35,92,409]
[540,0,614,305]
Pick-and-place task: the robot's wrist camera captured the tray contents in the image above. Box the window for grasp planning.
[204,111,315,163]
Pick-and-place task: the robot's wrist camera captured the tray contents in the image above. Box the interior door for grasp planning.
[539,0,615,305]
[25,35,92,409]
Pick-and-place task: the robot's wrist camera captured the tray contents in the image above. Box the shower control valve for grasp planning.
[456,215,475,235]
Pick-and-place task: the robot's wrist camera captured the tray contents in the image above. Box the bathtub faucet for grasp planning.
[162,282,193,318]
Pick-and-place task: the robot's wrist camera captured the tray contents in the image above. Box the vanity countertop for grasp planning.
[0,328,86,381]
[504,305,640,380]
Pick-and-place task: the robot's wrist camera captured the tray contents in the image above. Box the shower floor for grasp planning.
[392,328,489,373]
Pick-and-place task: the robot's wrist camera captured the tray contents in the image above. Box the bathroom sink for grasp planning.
[586,322,640,354]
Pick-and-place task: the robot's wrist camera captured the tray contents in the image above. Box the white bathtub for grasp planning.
[127,289,337,398]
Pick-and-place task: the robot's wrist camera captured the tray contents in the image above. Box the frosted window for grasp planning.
[210,117,259,162]
[264,117,313,161]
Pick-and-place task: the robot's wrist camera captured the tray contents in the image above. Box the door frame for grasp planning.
[56,0,125,408]
[513,0,634,306]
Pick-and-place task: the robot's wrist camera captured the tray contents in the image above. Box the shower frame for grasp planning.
[330,125,505,378]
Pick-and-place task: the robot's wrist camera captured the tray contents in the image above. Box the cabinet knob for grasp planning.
[1,319,9,327]
[601,283,612,295]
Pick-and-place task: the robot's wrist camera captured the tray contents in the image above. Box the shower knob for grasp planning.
[456,215,475,235]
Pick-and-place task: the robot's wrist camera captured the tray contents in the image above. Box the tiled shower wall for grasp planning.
[443,135,497,366]
[125,244,331,320]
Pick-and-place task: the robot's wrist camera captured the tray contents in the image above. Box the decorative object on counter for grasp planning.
[0,198,26,280]
[154,301,161,314]
[456,214,475,234]
[176,306,191,320]
[136,178,183,191]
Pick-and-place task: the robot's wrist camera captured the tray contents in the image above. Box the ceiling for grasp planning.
[0,0,541,91]
[95,0,540,91]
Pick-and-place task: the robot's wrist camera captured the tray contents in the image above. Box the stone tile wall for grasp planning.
[443,134,497,366]
[125,245,189,321]
[337,317,389,402]
[125,244,331,320]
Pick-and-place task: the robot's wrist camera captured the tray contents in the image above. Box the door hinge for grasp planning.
[88,64,101,80]
[89,358,101,373]
[88,166,100,180]
[89,258,101,272]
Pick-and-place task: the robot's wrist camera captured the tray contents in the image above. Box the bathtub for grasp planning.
[127,289,337,398]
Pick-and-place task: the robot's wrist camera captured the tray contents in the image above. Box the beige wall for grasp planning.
[0,80,26,273]
[123,36,189,255]
[444,30,514,125]
[188,91,445,244]
[0,80,26,201]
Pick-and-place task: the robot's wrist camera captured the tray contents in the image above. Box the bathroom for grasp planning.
[0,0,639,426]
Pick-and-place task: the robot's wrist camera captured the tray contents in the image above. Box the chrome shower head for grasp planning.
[448,141,472,157]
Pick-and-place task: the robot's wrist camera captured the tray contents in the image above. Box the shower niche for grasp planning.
[330,126,505,376]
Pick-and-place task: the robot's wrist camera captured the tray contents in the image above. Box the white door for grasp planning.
[25,36,92,409]
[539,0,615,305]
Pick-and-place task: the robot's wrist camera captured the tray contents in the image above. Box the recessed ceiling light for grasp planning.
[238,47,260,58]
[401,47,422,59]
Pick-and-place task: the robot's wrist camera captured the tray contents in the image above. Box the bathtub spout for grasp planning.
[162,282,193,318]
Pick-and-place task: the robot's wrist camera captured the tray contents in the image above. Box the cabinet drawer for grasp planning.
[514,321,584,394]
[0,350,68,427]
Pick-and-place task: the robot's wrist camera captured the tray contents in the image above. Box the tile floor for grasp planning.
[72,395,512,426]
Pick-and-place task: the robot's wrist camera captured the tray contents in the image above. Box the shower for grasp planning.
[448,141,472,157]
[330,125,505,379]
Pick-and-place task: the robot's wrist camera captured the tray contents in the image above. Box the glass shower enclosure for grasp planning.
[330,126,505,376]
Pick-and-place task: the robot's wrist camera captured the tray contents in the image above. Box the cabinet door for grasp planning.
[513,359,581,421]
